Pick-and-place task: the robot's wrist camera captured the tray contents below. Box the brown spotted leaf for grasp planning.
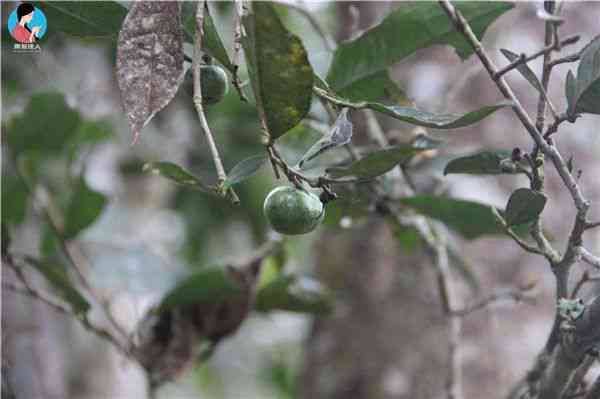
[116,2,185,144]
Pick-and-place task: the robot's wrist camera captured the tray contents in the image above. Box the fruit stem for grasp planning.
[192,1,239,204]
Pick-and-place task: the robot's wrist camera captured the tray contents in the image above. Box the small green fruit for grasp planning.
[263,186,324,235]
[200,65,229,105]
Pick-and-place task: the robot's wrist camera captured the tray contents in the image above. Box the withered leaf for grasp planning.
[116,2,185,144]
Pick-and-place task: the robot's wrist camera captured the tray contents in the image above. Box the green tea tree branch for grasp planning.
[12,158,131,346]
[192,0,239,204]
[2,254,131,358]
[438,1,598,398]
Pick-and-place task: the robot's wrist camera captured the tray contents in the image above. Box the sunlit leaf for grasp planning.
[255,275,331,315]
[444,150,519,175]
[143,162,211,192]
[63,176,107,240]
[223,155,267,189]
[327,2,514,95]
[400,195,503,239]
[242,2,314,140]
[159,268,240,311]
[116,2,185,143]
[504,188,546,227]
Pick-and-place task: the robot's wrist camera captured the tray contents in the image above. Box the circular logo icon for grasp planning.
[7,3,47,44]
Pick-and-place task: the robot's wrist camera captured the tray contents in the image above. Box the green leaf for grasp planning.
[338,70,409,103]
[223,155,267,189]
[63,176,107,240]
[570,35,600,115]
[255,275,331,315]
[504,188,546,227]
[444,150,519,175]
[5,92,81,155]
[242,2,314,140]
[326,145,429,180]
[182,2,235,73]
[566,70,577,114]
[400,195,503,239]
[36,1,127,38]
[159,268,240,311]
[26,258,90,315]
[500,48,544,93]
[368,101,512,129]
[1,172,28,226]
[143,162,211,192]
[326,2,514,94]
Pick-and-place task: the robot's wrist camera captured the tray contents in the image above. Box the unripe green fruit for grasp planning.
[263,186,324,235]
[200,65,229,105]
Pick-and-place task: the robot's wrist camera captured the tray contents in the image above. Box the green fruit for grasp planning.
[200,65,229,105]
[263,186,324,235]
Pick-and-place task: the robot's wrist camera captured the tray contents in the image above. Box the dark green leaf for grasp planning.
[400,195,503,239]
[37,1,127,38]
[327,2,514,94]
[504,188,546,227]
[5,92,81,155]
[571,35,600,115]
[182,2,235,73]
[369,101,512,129]
[444,150,519,175]
[223,155,267,189]
[500,48,544,93]
[63,176,107,240]
[242,2,314,140]
[26,258,90,315]
[326,145,428,180]
[159,268,240,311]
[143,162,211,192]
[255,275,331,315]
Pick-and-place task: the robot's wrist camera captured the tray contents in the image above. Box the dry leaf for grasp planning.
[116,1,185,144]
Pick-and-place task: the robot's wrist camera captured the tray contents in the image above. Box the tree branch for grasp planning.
[193,1,239,204]
[493,34,579,80]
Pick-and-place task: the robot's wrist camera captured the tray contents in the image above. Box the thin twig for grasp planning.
[450,285,536,317]
[548,52,581,68]
[13,158,130,345]
[571,270,600,299]
[193,1,239,204]
[577,247,600,270]
[493,34,579,80]
[431,228,463,399]
[231,0,248,102]
[584,221,600,230]
[2,275,130,357]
